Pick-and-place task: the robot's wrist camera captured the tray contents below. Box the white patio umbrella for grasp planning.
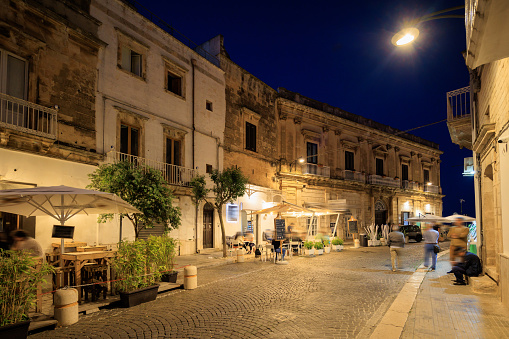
[0,185,140,268]
[444,214,476,222]
[407,214,449,223]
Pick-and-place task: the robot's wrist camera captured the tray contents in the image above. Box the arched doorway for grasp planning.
[374,199,387,226]
[203,203,214,249]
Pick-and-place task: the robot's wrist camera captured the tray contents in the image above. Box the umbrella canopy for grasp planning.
[0,185,140,224]
[444,214,476,222]
[252,202,312,216]
[407,214,449,223]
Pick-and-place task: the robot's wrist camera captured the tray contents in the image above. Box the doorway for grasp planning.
[374,200,387,226]
[202,203,214,248]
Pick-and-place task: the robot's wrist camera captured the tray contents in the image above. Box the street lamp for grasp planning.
[391,5,464,46]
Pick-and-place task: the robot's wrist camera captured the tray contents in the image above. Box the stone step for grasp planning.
[469,275,498,294]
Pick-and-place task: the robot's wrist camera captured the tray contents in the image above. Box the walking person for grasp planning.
[10,229,43,257]
[423,224,440,271]
[447,217,469,264]
[387,225,405,272]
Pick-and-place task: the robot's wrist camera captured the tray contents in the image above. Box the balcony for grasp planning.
[0,92,57,139]
[342,170,365,183]
[301,163,330,178]
[446,86,472,150]
[424,184,440,194]
[106,151,196,187]
[367,175,400,188]
[401,180,420,191]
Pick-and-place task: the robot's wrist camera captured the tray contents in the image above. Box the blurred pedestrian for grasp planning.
[0,231,10,252]
[451,247,482,285]
[244,232,255,254]
[387,225,405,272]
[448,217,469,264]
[423,224,440,271]
[11,229,43,257]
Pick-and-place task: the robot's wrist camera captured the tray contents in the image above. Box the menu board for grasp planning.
[348,220,358,234]
[275,218,286,240]
[52,225,75,239]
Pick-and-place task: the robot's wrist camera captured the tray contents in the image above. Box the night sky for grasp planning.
[136,0,474,217]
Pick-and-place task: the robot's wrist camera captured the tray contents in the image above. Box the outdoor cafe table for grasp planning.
[60,250,117,303]
[51,241,88,253]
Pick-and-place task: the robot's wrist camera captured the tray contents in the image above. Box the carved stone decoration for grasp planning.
[294,117,302,124]
[410,151,415,156]
[323,126,330,133]
[279,112,287,120]
[357,136,364,143]
[386,144,392,150]
[0,131,10,146]
[394,146,400,152]
[431,157,435,162]
[334,129,341,136]
[417,154,422,158]
[437,159,442,164]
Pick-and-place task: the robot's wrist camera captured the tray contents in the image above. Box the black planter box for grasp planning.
[161,271,178,283]
[119,285,159,308]
[0,320,30,339]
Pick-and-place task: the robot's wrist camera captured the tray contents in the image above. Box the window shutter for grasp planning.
[121,46,131,71]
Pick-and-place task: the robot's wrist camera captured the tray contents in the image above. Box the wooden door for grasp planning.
[203,204,214,248]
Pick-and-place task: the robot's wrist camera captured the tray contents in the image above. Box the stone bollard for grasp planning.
[354,239,360,248]
[237,248,245,263]
[54,288,79,326]
[184,265,197,290]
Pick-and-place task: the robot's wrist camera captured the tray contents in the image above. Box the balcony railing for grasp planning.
[424,184,440,194]
[0,92,57,139]
[301,163,330,178]
[367,175,400,188]
[401,180,420,191]
[342,170,365,183]
[106,151,196,187]
[447,86,471,120]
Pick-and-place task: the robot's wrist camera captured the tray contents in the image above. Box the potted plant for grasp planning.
[112,239,159,308]
[0,250,54,338]
[150,236,178,283]
[331,238,344,251]
[304,241,315,256]
[323,239,331,253]
[314,242,324,255]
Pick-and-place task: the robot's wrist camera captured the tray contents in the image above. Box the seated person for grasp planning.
[244,232,255,254]
[11,230,43,257]
[451,247,482,285]
[234,232,244,248]
[272,238,287,261]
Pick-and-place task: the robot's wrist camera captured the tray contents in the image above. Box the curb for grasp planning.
[369,249,450,338]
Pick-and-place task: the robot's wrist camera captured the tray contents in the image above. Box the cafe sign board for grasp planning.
[52,225,75,239]
[275,218,286,240]
[348,216,358,234]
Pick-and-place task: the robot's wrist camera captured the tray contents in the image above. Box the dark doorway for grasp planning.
[203,203,214,249]
[374,199,387,226]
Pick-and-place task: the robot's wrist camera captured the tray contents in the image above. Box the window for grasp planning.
[245,121,256,152]
[306,217,318,236]
[0,50,27,99]
[167,71,182,96]
[206,101,213,111]
[307,142,318,164]
[402,164,409,181]
[121,46,143,77]
[206,164,213,173]
[226,204,239,223]
[120,124,139,156]
[402,212,410,225]
[376,158,384,176]
[166,138,181,166]
[424,169,430,183]
[345,151,355,171]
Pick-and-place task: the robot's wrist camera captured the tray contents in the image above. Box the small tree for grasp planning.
[190,167,248,257]
[88,161,181,238]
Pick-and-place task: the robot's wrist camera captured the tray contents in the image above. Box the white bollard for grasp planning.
[354,239,360,248]
[237,248,245,263]
[184,265,197,290]
[54,288,79,326]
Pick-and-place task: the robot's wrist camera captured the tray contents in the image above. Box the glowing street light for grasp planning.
[391,5,464,47]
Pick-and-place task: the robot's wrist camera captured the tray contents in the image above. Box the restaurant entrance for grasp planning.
[202,203,214,248]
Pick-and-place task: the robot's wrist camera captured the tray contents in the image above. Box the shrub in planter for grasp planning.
[323,239,331,253]
[313,242,324,255]
[304,241,315,256]
[331,238,344,251]
[148,236,178,283]
[0,250,54,334]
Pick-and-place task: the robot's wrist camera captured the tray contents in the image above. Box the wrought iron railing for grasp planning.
[367,175,400,188]
[0,92,57,139]
[447,86,471,121]
[342,170,365,183]
[424,184,440,194]
[401,180,421,191]
[106,151,196,187]
[301,163,330,178]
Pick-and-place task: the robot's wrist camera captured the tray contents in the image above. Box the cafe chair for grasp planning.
[82,264,108,302]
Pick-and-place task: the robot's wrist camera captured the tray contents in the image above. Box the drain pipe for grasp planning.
[192,59,198,253]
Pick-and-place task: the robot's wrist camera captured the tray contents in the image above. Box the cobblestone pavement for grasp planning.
[401,254,509,339]
[31,242,432,339]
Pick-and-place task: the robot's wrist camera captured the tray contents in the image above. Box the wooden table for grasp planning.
[61,251,117,303]
[51,241,88,253]
[76,246,107,252]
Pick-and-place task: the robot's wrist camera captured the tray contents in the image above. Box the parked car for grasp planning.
[399,225,423,242]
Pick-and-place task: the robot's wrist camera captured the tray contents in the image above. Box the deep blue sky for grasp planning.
[136,0,474,217]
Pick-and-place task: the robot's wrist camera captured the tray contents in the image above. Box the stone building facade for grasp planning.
[0,0,103,252]
[90,0,226,254]
[447,0,509,308]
